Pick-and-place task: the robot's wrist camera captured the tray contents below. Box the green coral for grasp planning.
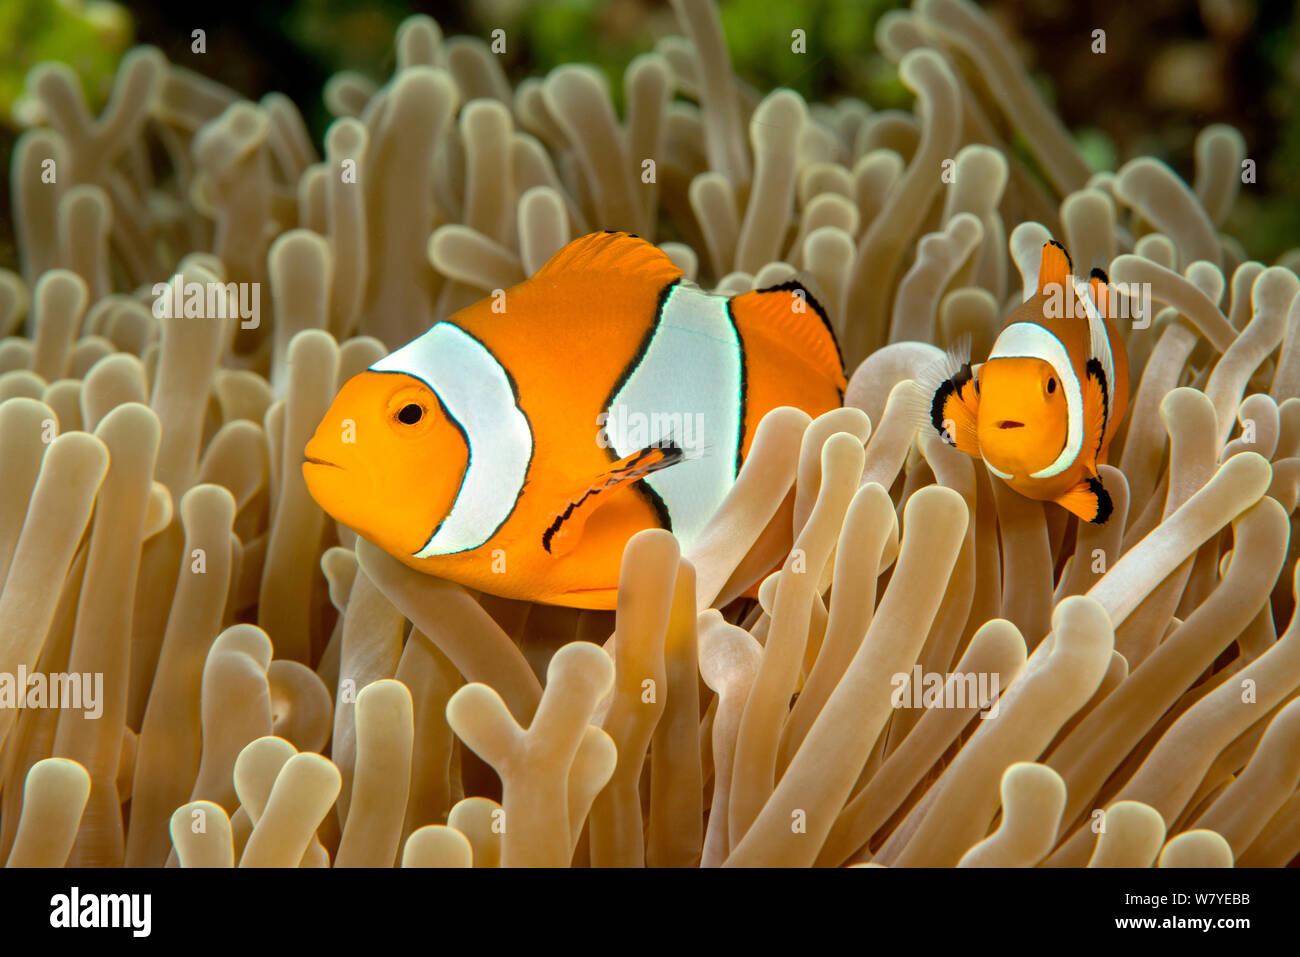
[0,0,131,127]
[717,0,908,106]
[505,0,910,113]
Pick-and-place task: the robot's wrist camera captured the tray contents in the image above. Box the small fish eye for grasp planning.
[397,403,424,425]
[1047,377,1057,394]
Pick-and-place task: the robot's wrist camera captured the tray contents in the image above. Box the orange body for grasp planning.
[930,240,1130,523]
[304,232,845,608]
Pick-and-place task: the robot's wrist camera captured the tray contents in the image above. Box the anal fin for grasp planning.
[543,443,684,557]
[1056,475,1113,524]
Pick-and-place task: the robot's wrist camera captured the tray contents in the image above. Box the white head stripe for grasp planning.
[987,322,1083,479]
[984,458,1013,480]
[371,323,533,556]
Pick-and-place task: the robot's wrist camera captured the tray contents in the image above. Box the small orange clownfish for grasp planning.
[303,231,846,609]
[925,240,1129,523]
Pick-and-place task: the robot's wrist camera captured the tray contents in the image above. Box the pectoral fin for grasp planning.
[1056,475,1113,524]
[542,443,684,557]
[931,362,981,458]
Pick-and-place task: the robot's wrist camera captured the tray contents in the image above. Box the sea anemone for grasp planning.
[1,0,1298,869]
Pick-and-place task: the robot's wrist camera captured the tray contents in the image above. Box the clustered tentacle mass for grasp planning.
[0,0,1297,867]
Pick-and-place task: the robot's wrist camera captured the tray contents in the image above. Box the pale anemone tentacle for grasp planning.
[0,0,1294,874]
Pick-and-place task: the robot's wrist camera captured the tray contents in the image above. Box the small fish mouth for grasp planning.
[304,455,341,469]
[996,420,1025,430]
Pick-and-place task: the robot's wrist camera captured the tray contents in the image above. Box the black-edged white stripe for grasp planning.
[1076,277,1116,417]
[606,283,742,551]
[371,322,533,556]
[987,321,1084,480]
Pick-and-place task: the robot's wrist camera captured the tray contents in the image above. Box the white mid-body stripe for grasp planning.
[371,322,533,556]
[1077,278,1115,414]
[987,322,1084,479]
[606,283,742,551]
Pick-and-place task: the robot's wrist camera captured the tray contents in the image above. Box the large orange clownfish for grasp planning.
[925,239,1129,523]
[303,231,846,609]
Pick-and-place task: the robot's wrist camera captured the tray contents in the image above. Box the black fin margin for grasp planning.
[1046,238,1073,272]
[930,362,973,445]
[541,442,684,554]
[1085,357,1110,463]
[753,278,845,380]
[1087,476,1113,525]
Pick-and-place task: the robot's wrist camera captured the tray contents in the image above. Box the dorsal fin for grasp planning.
[730,280,846,389]
[533,230,683,286]
[1036,240,1073,294]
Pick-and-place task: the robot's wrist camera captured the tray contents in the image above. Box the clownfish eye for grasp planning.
[397,403,424,425]
[1046,377,1057,395]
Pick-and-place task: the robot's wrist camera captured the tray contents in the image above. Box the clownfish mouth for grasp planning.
[996,420,1025,430]
[304,455,341,469]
